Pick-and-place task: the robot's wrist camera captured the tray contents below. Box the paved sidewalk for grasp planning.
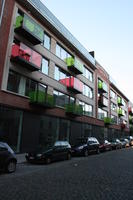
[16,153,26,164]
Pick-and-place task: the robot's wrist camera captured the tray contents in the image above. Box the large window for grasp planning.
[98,108,107,120]
[56,43,72,61]
[54,66,69,85]
[83,84,93,99]
[111,102,117,112]
[110,90,117,99]
[83,66,93,82]
[111,115,117,124]
[79,101,93,117]
[7,70,38,96]
[53,90,75,107]
[43,32,51,50]
[41,57,49,75]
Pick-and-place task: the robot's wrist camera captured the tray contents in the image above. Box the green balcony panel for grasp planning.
[65,57,83,74]
[15,14,44,45]
[29,91,54,108]
[65,104,83,116]
[117,97,124,106]
[98,80,108,93]
[117,108,124,116]
[104,117,112,125]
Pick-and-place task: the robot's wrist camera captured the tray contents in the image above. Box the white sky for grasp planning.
[40,0,133,102]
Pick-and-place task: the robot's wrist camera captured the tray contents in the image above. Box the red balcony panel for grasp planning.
[11,43,42,71]
[59,77,83,93]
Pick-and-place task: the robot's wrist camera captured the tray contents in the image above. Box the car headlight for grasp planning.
[77,146,84,150]
[36,154,43,157]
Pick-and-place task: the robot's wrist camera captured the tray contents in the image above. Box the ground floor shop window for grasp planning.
[0,106,22,152]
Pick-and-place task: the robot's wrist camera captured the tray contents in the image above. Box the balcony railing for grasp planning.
[117,97,124,106]
[60,77,83,93]
[104,117,112,125]
[128,107,133,116]
[15,14,43,45]
[11,43,42,71]
[117,108,125,117]
[29,91,55,108]
[65,57,83,75]
[65,104,83,116]
[98,80,108,93]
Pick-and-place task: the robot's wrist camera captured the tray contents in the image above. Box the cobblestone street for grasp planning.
[1,148,133,200]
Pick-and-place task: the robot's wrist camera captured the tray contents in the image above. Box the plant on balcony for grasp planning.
[65,104,83,116]
[29,91,54,108]
[104,117,112,125]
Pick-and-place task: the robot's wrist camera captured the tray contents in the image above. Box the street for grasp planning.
[0,148,133,200]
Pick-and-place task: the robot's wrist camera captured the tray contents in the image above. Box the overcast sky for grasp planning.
[40,0,133,102]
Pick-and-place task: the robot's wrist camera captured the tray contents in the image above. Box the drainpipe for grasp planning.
[0,0,5,27]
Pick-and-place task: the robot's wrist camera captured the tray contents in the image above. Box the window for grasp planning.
[111,115,117,124]
[110,90,116,99]
[83,84,93,98]
[7,70,38,97]
[98,108,107,120]
[53,90,75,107]
[41,58,49,75]
[43,32,51,50]
[83,66,93,82]
[79,101,93,117]
[53,90,69,107]
[54,66,69,86]
[111,102,117,111]
[56,43,72,61]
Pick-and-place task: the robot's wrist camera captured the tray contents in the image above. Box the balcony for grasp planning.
[98,95,108,108]
[118,108,124,117]
[60,77,83,93]
[65,57,83,75]
[15,14,43,45]
[11,43,42,71]
[65,104,83,116]
[98,80,108,93]
[129,116,133,124]
[128,107,133,116]
[29,91,55,108]
[117,97,124,106]
[104,117,112,125]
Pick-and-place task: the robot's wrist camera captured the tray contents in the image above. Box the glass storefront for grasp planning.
[0,105,129,153]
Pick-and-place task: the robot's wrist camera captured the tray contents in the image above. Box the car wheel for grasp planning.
[6,160,16,173]
[67,153,71,160]
[45,157,51,164]
[84,149,89,157]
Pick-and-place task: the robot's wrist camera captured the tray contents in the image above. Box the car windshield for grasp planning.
[0,142,14,154]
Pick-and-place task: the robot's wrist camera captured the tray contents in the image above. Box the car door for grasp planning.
[52,142,63,161]
[0,145,8,169]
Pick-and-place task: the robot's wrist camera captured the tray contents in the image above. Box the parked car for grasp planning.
[0,142,17,173]
[71,137,100,156]
[99,140,112,152]
[126,136,133,146]
[110,139,122,150]
[120,138,127,148]
[25,141,72,164]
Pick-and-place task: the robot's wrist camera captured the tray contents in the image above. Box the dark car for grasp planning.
[0,142,17,173]
[25,141,72,164]
[72,137,100,156]
[110,139,122,150]
[99,140,112,152]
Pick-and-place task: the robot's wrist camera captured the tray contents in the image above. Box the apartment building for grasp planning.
[0,0,130,153]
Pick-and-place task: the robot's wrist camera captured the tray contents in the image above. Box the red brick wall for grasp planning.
[0,0,15,87]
